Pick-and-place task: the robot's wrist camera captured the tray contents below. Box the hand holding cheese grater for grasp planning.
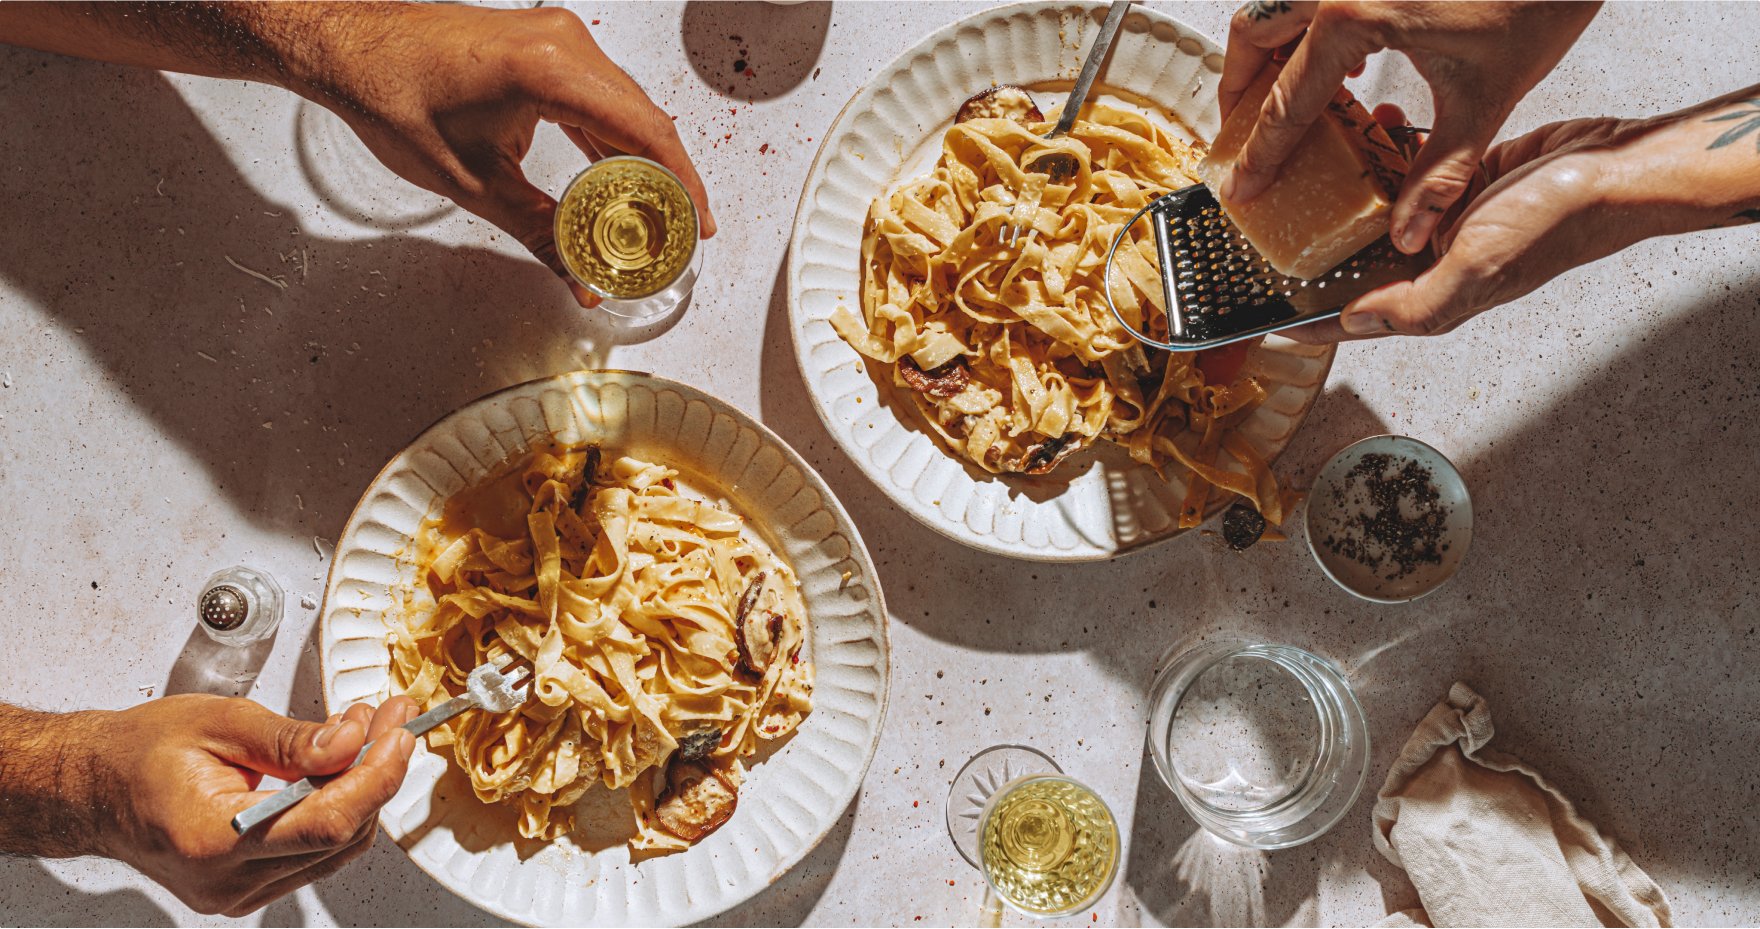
[1104,69,1431,351]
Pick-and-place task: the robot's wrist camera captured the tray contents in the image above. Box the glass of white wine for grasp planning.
[554,155,701,321]
[946,746,1120,925]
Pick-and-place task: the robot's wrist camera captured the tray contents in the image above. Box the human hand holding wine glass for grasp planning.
[296,4,717,309]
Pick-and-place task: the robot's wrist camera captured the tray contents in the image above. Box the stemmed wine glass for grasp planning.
[945,745,1120,926]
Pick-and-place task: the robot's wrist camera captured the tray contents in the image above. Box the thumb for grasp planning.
[466,168,601,309]
[1388,99,1498,255]
[1338,246,1484,338]
[208,700,368,782]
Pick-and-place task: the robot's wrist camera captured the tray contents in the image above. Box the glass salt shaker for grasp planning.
[197,566,285,645]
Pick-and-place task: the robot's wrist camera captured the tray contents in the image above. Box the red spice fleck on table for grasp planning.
[759,143,769,154]
[912,800,919,807]
[591,18,600,25]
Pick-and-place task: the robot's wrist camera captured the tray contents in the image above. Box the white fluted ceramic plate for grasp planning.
[787,1,1336,561]
[317,371,889,927]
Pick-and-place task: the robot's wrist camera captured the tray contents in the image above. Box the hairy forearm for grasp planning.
[0,1,398,99]
[0,703,109,859]
[1607,83,1760,232]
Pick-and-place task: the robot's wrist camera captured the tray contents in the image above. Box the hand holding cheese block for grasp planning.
[1217,1,1603,253]
[1195,67,1409,280]
[1279,84,1760,341]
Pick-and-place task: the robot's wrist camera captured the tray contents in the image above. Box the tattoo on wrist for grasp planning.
[1706,99,1760,152]
[1245,1,1293,22]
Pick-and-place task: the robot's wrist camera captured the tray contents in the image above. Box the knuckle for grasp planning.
[529,5,585,34]
[308,806,363,849]
[1417,167,1475,205]
[273,717,310,764]
[1311,2,1359,29]
[1258,79,1298,132]
[363,762,406,807]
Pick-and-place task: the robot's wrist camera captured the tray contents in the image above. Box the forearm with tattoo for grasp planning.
[1600,82,1760,233]
[1702,97,1760,225]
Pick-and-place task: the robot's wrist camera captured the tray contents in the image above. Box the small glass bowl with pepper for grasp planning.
[1304,435,1472,603]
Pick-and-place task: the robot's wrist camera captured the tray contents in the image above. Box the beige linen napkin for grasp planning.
[1372,682,1672,928]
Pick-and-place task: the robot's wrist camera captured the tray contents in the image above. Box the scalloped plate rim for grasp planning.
[315,369,891,927]
[785,0,1336,563]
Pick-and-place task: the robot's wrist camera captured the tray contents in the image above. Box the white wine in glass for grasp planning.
[555,156,700,319]
[946,747,1119,924]
[981,775,1119,918]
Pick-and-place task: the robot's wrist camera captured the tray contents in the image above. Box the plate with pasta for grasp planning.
[787,1,1336,560]
[317,371,888,926]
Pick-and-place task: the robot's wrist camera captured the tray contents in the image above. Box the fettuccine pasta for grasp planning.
[834,100,1289,526]
[389,446,813,851]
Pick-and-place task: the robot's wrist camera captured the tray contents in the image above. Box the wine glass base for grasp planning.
[944,745,1061,868]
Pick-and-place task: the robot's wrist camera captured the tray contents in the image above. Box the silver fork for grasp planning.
[231,655,532,835]
[1000,0,1132,247]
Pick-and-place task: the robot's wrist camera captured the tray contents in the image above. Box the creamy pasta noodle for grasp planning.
[389,446,813,852]
[833,98,1289,527]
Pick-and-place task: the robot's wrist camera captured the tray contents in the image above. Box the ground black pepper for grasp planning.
[1322,452,1450,580]
[1222,503,1266,551]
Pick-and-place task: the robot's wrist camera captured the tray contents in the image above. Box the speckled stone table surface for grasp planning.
[2,2,1757,926]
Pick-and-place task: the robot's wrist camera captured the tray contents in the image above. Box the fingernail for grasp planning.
[312,721,343,749]
[1342,312,1382,335]
[1399,211,1440,253]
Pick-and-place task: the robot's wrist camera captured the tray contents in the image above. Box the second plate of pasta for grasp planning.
[318,371,888,926]
[788,1,1335,560]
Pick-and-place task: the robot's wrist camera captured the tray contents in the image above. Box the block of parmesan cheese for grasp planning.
[1195,69,1409,280]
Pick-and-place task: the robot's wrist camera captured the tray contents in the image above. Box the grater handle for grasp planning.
[1103,197,1187,350]
[1149,201,1182,340]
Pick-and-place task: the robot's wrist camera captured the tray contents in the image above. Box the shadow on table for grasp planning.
[693,798,859,927]
[680,1,832,102]
[0,49,650,550]
[161,624,279,698]
[1121,741,1318,927]
[0,859,175,927]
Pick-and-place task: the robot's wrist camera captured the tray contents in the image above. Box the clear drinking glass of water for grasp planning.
[1147,640,1369,849]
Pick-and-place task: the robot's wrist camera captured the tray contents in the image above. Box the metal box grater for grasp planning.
[1105,184,1432,350]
